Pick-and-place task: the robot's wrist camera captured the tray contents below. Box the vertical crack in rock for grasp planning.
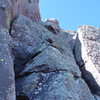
[74,25,100,98]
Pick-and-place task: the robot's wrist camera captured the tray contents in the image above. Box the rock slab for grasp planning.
[0,27,15,100]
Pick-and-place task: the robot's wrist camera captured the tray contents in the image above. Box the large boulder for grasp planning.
[15,21,95,100]
[74,25,100,96]
[16,71,95,100]
[19,46,81,78]
[10,15,98,100]
[0,27,15,100]
[10,15,57,75]
[16,46,95,100]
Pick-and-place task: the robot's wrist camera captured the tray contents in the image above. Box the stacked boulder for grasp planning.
[10,15,96,100]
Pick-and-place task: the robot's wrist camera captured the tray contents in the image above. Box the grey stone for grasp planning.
[20,46,81,78]
[16,71,95,100]
[10,15,97,100]
[0,26,15,100]
[0,0,12,28]
[60,30,77,51]
[74,25,100,97]
[10,15,57,75]
[16,27,95,100]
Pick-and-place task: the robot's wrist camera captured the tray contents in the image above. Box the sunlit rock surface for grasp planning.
[0,0,100,100]
[12,0,41,21]
[74,25,100,97]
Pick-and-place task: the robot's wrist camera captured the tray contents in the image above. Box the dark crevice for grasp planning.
[50,44,58,49]
[81,68,100,95]
[51,44,64,54]
[46,38,54,44]
[76,60,100,95]
[31,51,42,59]
[73,36,100,96]
[14,51,42,78]
[23,51,42,66]
[14,44,51,78]
[45,25,57,35]
[74,75,80,79]
[28,0,31,3]
[9,17,18,35]
[17,95,29,100]
[23,46,51,68]
[16,69,68,79]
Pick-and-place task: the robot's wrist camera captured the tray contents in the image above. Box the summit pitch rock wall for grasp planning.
[0,0,41,29]
[12,0,41,22]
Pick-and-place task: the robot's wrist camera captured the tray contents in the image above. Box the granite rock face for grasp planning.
[12,0,41,21]
[16,46,94,100]
[0,0,41,28]
[0,0,12,28]
[0,0,100,100]
[10,16,95,100]
[74,25,100,97]
[0,27,15,100]
[78,25,100,73]
[16,72,95,100]
[10,15,57,75]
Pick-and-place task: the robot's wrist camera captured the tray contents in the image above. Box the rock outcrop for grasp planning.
[0,0,41,28]
[12,0,41,21]
[10,15,95,100]
[0,26,15,100]
[0,0,12,28]
[10,15,43,75]
[0,0,100,100]
[74,25,100,98]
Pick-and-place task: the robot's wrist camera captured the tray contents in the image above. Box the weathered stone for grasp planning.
[16,71,95,100]
[20,46,81,78]
[16,31,95,100]
[0,0,12,28]
[10,15,57,75]
[44,18,60,34]
[12,0,41,22]
[0,0,41,28]
[10,15,98,100]
[94,95,100,100]
[74,25,100,96]
[0,0,99,99]
[60,30,77,51]
[0,26,15,100]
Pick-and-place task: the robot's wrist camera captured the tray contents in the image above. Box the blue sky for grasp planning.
[40,0,100,31]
